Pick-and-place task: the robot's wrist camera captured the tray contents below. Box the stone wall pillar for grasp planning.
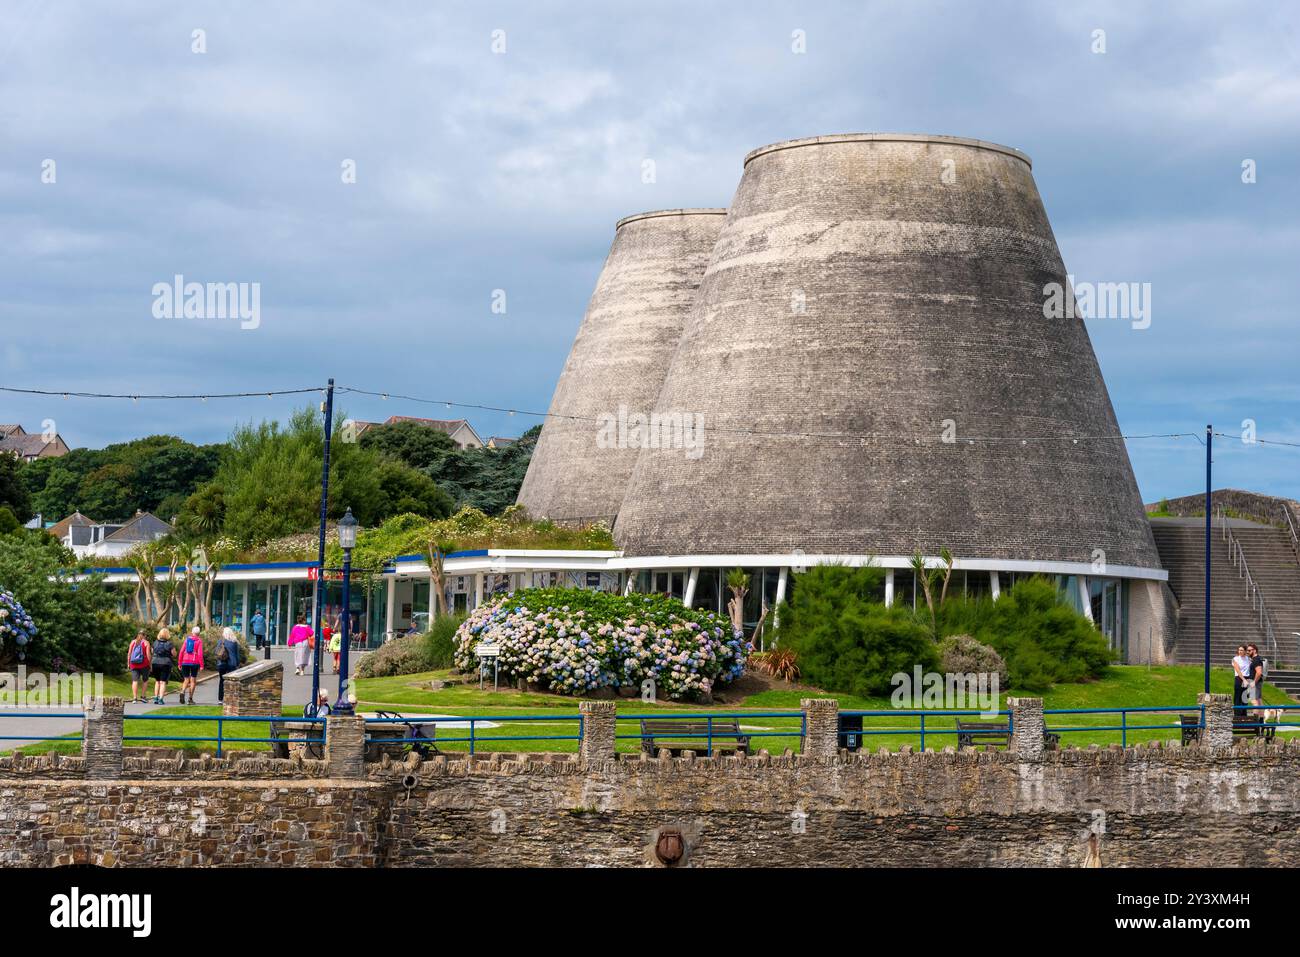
[579,700,617,762]
[1008,697,1045,760]
[81,695,124,780]
[222,659,283,717]
[1197,692,1234,748]
[801,698,839,758]
[326,715,367,779]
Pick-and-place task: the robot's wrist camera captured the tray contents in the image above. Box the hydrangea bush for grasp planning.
[0,589,37,662]
[454,588,749,700]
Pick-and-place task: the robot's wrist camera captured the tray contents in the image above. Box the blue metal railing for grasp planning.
[0,711,86,742]
[127,714,326,757]
[838,709,1013,752]
[1231,702,1300,734]
[614,711,806,756]
[1043,705,1207,748]
[361,714,584,755]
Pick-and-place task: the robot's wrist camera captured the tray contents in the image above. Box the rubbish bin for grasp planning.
[838,713,863,752]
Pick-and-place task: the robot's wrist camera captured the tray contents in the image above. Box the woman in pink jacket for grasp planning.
[177,625,205,705]
[288,614,313,676]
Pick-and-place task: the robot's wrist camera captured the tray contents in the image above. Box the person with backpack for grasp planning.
[216,626,243,703]
[178,625,205,705]
[150,628,175,704]
[126,630,152,703]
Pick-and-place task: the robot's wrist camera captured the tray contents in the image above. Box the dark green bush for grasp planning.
[775,565,939,697]
[423,613,465,670]
[936,577,1113,690]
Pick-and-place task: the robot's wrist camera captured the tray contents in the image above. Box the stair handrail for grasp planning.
[1281,503,1300,563]
[1219,508,1281,663]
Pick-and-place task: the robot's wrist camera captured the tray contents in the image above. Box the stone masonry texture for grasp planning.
[5,740,1300,867]
[613,134,1161,568]
[516,209,727,525]
[222,659,283,717]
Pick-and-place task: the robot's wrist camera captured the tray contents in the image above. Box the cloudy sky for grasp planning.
[1,0,1296,501]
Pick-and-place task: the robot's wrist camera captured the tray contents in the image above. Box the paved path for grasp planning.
[0,645,366,752]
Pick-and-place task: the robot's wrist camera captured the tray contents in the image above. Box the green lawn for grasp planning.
[18,665,1291,758]
[352,664,1298,754]
[18,705,310,757]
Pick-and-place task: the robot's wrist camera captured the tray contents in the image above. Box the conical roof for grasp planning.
[516,208,727,524]
[614,134,1161,568]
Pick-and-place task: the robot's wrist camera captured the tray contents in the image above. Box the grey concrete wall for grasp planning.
[614,134,1160,569]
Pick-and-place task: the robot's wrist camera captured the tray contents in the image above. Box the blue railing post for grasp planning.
[920,713,926,752]
[1121,710,1127,748]
[217,716,224,757]
[706,715,713,756]
[469,718,476,755]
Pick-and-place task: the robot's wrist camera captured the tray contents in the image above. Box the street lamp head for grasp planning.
[338,507,359,550]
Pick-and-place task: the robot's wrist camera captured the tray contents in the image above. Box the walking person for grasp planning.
[215,627,243,703]
[178,625,205,705]
[288,615,312,676]
[127,630,152,703]
[328,625,342,675]
[150,628,175,704]
[1232,645,1251,708]
[250,607,267,651]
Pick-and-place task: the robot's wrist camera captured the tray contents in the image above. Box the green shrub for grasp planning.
[775,565,939,697]
[423,613,465,670]
[936,577,1113,690]
[356,632,428,679]
[937,634,1008,688]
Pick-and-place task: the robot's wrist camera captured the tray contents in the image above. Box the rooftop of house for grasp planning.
[101,510,174,543]
[47,511,98,540]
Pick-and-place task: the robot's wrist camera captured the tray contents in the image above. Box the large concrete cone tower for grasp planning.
[516,208,727,525]
[614,134,1160,569]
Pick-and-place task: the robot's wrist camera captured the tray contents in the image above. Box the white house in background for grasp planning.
[351,415,484,450]
[49,510,174,558]
[486,436,517,449]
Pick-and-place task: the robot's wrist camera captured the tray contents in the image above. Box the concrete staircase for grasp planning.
[1150,517,1300,670]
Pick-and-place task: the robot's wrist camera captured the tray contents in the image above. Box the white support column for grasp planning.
[473,571,485,611]
[385,576,396,639]
[990,571,1001,601]
[683,567,700,608]
[623,573,635,596]
[1077,576,1093,621]
[773,567,789,629]
[884,568,895,608]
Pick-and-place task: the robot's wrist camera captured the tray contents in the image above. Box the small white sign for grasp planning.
[475,643,501,658]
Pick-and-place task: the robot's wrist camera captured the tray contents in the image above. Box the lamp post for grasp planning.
[335,507,358,714]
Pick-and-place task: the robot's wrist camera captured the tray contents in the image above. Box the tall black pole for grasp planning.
[1204,423,1212,694]
[336,547,353,713]
[312,378,334,711]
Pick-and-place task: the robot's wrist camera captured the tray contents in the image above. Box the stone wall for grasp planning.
[222,659,283,717]
[2,695,1293,868]
[4,739,1300,868]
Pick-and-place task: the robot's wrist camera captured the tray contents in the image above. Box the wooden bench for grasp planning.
[1180,713,1276,745]
[639,719,750,756]
[269,717,439,760]
[955,720,1061,751]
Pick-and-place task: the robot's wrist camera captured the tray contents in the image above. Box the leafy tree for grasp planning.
[0,454,32,520]
[359,421,540,514]
[0,533,132,672]
[22,436,222,522]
